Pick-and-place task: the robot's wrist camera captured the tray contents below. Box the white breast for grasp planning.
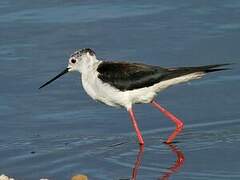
[81,70,130,108]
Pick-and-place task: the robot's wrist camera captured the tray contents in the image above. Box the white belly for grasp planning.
[81,72,204,109]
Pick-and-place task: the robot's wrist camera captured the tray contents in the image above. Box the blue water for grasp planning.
[1,1,240,179]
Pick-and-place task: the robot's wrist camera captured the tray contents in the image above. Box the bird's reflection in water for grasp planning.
[129,143,185,180]
[131,145,144,180]
[159,143,185,180]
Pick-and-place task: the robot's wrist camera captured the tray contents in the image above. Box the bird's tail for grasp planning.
[170,63,233,75]
[199,63,232,73]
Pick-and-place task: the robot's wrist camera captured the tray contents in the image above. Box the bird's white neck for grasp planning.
[78,56,101,74]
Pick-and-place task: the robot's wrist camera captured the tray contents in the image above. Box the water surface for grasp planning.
[0,0,240,179]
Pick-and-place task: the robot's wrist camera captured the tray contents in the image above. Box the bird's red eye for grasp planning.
[71,59,76,64]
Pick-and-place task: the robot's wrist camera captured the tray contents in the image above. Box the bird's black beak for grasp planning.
[39,67,69,89]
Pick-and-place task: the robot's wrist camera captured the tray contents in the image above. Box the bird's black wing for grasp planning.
[97,62,231,91]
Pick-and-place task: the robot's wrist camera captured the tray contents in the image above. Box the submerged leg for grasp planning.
[128,108,145,145]
[151,100,184,144]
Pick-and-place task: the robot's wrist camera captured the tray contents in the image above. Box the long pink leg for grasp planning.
[151,100,184,144]
[128,108,145,145]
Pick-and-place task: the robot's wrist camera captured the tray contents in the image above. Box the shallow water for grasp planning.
[0,0,240,179]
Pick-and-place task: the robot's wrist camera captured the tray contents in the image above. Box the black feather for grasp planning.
[97,62,232,91]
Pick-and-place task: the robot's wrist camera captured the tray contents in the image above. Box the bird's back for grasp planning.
[97,62,231,92]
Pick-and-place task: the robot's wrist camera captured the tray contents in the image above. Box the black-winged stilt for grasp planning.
[39,48,231,145]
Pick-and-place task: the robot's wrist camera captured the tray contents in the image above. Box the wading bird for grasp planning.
[39,48,230,145]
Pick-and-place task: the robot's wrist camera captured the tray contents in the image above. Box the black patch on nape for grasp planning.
[80,48,96,56]
[71,48,96,58]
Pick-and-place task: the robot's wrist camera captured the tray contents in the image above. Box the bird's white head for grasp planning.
[68,48,97,73]
[39,48,97,89]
